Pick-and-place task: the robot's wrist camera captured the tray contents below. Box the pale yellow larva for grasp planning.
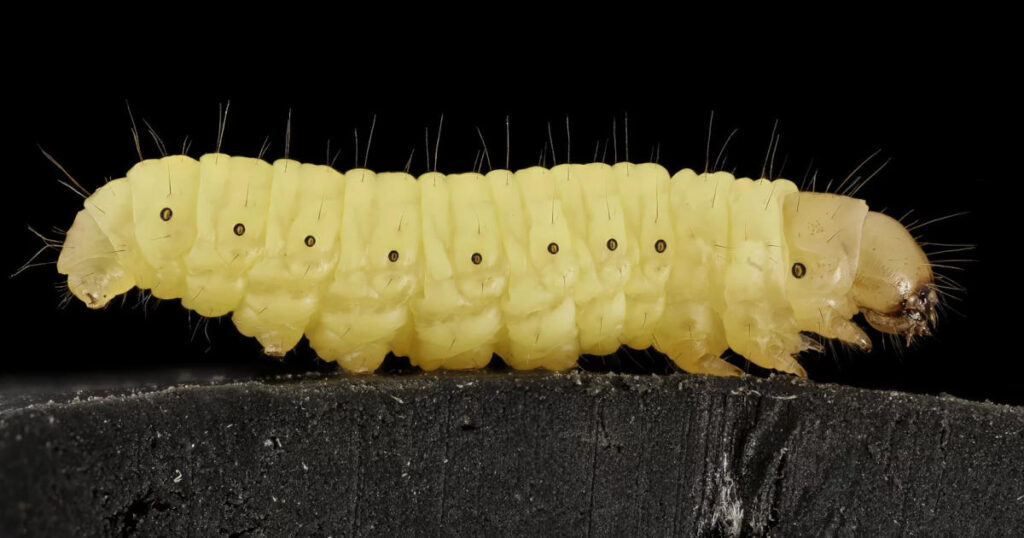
[56,154,938,377]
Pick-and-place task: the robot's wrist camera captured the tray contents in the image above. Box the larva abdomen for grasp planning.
[58,152,937,377]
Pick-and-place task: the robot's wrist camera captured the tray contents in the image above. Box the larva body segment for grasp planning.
[130,156,202,299]
[410,170,503,371]
[229,160,346,355]
[185,155,275,318]
[58,154,937,377]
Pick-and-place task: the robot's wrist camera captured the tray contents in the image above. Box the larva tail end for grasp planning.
[57,210,135,309]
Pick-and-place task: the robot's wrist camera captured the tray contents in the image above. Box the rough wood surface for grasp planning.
[2,370,1022,537]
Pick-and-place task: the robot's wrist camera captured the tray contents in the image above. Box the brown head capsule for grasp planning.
[851,211,938,341]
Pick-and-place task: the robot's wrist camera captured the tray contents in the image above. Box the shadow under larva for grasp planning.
[48,111,943,378]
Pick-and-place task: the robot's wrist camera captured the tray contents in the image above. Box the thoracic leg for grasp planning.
[724,306,808,377]
[830,318,873,351]
[654,303,741,376]
[671,352,744,377]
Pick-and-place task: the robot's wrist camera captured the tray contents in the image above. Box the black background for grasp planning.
[2,31,1017,405]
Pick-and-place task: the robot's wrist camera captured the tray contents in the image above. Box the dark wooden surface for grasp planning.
[2,370,1021,537]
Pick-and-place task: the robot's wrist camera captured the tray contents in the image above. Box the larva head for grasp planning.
[56,209,135,309]
[850,211,938,338]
